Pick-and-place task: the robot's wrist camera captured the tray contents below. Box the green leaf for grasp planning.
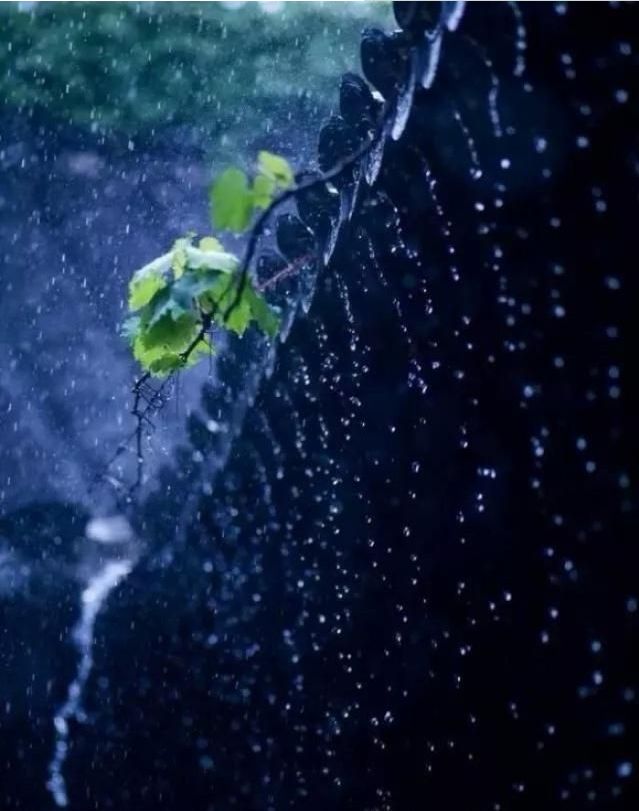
[147,353,185,376]
[210,167,253,232]
[251,173,276,209]
[145,287,190,328]
[223,296,253,336]
[171,237,191,279]
[133,332,167,370]
[183,336,215,367]
[184,245,238,273]
[200,274,252,335]
[199,273,280,338]
[120,315,141,346]
[198,236,224,252]
[141,311,199,353]
[246,284,280,338]
[172,269,221,308]
[258,150,294,188]
[134,330,214,378]
[128,266,168,311]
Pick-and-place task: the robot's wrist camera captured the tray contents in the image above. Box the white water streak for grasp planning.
[364,126,387,186]
[508,1,528,78]
[47,558,134,808]
[465,35,504,139]
[420,32,442,89]
[452,106,483,180]
[392,49,417,141]
[445,0,466,32]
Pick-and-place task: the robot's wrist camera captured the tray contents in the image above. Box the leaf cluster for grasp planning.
[210,151,294,232]
[122,153,291,377]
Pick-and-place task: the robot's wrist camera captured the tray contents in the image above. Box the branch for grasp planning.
[100,104,392,496]
[179,312,212,363]
[256,253,314,292]
[224,110,389,321]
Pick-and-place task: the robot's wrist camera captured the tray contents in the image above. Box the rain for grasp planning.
[0,2,637,809]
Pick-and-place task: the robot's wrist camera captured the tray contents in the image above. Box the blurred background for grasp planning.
[1,1,391,160]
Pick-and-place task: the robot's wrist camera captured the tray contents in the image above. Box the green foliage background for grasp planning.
[1,1,390,157]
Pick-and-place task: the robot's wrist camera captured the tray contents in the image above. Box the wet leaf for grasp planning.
[198,236,224,252]
[145,287,190,328]
[246,285,280,338]
[185,246,238,273]
[258,151,294,189]
[147,353,185,376]
[183,336,215,366]
[132,332,167,370]
[171,237,191,279]
[210,167,253,232]
[141,312,198,354]
[201,275,252,336]
[120,315,141,346]
[252,173,276,209]
[128,266,168,311]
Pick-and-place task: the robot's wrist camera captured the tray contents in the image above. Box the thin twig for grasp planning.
[180,313,211,363]
[128,314,213,491]
[256,253,314,292]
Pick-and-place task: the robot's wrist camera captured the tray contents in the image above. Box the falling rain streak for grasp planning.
[0,2,636,809]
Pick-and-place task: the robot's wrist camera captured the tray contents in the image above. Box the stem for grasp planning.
[179,312,211,363]
[224,111,388,321]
